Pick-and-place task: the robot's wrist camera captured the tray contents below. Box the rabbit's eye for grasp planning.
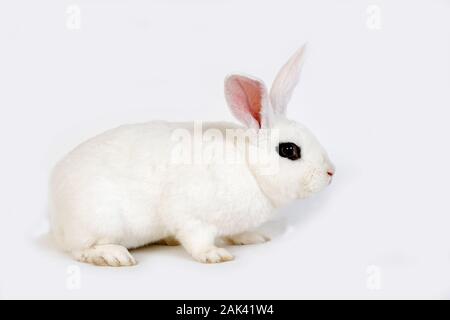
[277,143,301,161]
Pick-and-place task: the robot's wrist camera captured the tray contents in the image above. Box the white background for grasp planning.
[0,0,449,299]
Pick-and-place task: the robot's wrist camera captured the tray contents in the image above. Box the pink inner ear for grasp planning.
[229,77,262,127]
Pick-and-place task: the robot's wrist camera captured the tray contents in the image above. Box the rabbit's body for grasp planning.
[50,121,274,263]
[50,45,335,266]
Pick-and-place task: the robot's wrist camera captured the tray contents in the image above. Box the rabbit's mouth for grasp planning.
[301,167,330,197]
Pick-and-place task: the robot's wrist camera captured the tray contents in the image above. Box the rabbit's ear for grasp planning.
[225,75,273,129]
[270,44,307,115]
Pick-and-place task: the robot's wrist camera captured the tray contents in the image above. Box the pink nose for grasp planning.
[327,170,334,177]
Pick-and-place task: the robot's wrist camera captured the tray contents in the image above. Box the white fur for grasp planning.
[49,45,334,266]
[270,44,307,115]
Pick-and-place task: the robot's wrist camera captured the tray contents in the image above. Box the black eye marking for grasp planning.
[277,142,301,161]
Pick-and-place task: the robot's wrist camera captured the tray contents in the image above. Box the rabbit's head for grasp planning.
[225,45,334,206]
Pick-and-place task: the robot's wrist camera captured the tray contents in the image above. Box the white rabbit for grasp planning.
[49,45,335,266]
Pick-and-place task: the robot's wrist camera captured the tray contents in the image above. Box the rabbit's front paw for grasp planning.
[193,247,234,264]
[225,232,270,245]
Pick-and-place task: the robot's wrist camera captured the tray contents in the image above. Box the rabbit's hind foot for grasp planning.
[72,244,137,267]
